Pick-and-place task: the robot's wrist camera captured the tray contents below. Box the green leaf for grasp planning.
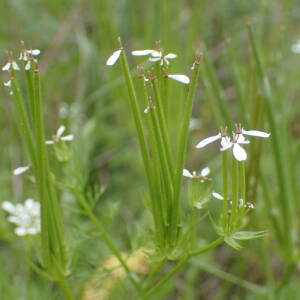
[224,236,242,250]
[231,231,266,240]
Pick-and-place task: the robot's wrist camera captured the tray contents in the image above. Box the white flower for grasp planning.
[212,192,224,200]
[46,125,74,144]
[183,167,210,179]
[19,49,40,61]
[167,74,190,84]
[106,49,122,66]
[132,49,176,65]
[13,165,31,175]
[3,80,13,95]
[2,60,20,71]
[196,127,270,161]
[149,51,176,65]
[291,39,300,54]
[19,48,40,70]
[2,199,40,236]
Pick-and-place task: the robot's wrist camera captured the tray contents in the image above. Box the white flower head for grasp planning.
[46,125,74,144]
[13,164,32,176]
[183,167,211,181]
[149,50,176,66]
[132,46,176,66]
[196,125,270,161]
[3,79,13,95]
[2,53,20,72]
[2,199,40,236]
[291,39,300,54]
[167,74,190,84]
[18,43,40,70]
[106,49,123,66]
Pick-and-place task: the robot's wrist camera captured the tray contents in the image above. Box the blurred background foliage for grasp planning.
[1,0,300,299]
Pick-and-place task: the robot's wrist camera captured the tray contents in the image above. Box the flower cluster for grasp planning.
[196,125,270,161]
[2,199,41,236]
[212,192,254,209]
[183,167,211,182]
[106,45,190,84]
[2,44,41,95]
[46,125,74,144]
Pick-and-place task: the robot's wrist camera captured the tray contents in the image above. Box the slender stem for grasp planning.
[75,191,142,293]
[142,238,223,299]
[247,23,294,256]
[221,151,228,230]
[171,59,200,240]
[231,159,238,231]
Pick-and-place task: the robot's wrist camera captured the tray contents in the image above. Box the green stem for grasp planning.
[171,59,200,240]
[75,191,142,293]
[221,151,228,230]
[247,23,294,256]
[142,237,223,299]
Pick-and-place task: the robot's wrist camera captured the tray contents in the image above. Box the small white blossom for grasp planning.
[46,125,74,144]
[2,199,40,236]
[13,165,31,175]
[2,60,20,71]
[183,167,210,180]
[19,48,40,70]
[196,126,270,161]
[212,192,224,200]
[132,49,176,66]
[106,49,122,66]
[3,80,13,95]
[167,74,190,84]
[291,39,300,54]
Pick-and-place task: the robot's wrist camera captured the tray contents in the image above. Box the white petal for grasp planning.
[196,133,221,148]
[236,134,250,144]
[220,136,232,151]
[15,227,27,236]
[106,49,122,66]
[25,61,31,71]
[212,192,224,200]
[45,140,54,144]
[242,129,270,138]
[132,49,155,56]
[291,43,300,54]
[2,201,16,213]
[25,199,35,210]
[200,167,210,177]
[13,166,30,175]
[3,80,11,87]
[27,227,40,235]
[2,62,11,71]
[232,143,247,161]
[165,53,176,59]
[167,74,190,84]
[144,107,150,114]
[149,57,160,62]
[29,49,40,56]
[239,198,244,207]
[150,51,161,58]
[61,134,74,141]
[56,125,66,137]
[8,216,21,224]
[183,169,193,178]
[12,61,20,70]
